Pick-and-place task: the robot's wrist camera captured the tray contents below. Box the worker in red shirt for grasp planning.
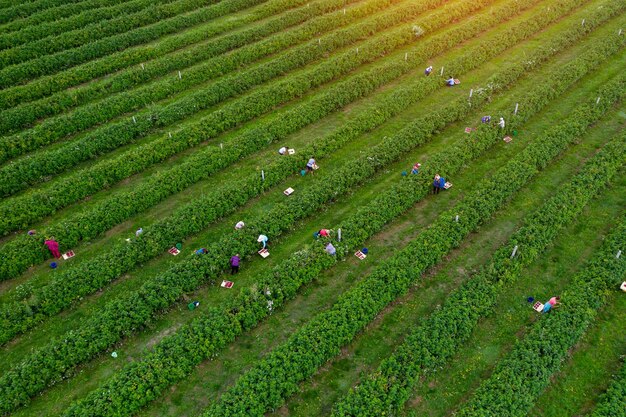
[44,238,61,258]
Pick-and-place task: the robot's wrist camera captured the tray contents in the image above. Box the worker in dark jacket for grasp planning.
[230,254,240,275]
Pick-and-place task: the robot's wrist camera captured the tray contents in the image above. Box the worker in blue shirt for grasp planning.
[433,174,446,194]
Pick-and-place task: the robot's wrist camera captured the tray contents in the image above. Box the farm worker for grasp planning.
[446,77,455,86]
[482,116,491,123]
[44,238,61,258]
[499,117,506,129]
[257,234,268,249]
[306,157,316,174]
[135,227,143,237]
[432,174,445,195]
[318,229,331,238]
[411,163,421,175]
[548,296,561,307]
[234,221,245,230]
[542,302,552,313]
[230,254,240,275]
[325,243,336,256]
[278,146,288,155]
[424,66,433,76]
[195,248,208,255]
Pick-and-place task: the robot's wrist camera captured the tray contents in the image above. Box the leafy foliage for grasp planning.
[0,0,258,87]
[0,11,620,414]
[0,0,90,24]
[454,213,626,417]
[0,0,133,38]
[202,77,626,417]
[0,0,573,281]
[333,135,626,416]
[0,0,312,108]
[588,359,626,417]
[1,0,595,345]
[0,0,496,196]
[0,0,176,51]
[0,0,368,136]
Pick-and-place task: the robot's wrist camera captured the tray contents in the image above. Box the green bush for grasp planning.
[0,0,88,24]
[0,0,588,284]
[0,0,495,195]
[588,359,626,417]
[203,79,626,417]
[1,0,599,344]
[0,0,370,135]
[0,0,444,154]
[332,136,626,416]
[0,0,128,35]
[0,0,312,107]
[0,0,619,352]
[0,0,169,50]
[63,23,625,417]
[0,0,262,87]
[454,213,625,417]
[1,19,621,415]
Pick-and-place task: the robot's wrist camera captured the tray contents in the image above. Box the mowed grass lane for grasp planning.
[0,0,374,137]
[3,0,540,280]
[0,0,497,198]
[0,4,608,414]
[2,11,620,414]
[271,117,626,417]
[0,0,596,342]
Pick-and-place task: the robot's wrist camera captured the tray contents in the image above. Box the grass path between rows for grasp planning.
[2,9,620,417]
[0,0,608,354]
[1,2,618,365]
[0,0,373,144]
[270,103,626,417]
[1,7,608,416]
[1,0,604,292]
[530,293,626,417]
[0,0,560,292]
[0,0,310,107]
[197,67,625,417]
[0,0,504,200]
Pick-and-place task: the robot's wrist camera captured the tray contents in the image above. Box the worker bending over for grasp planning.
[44,238,61,258]
[315,229,331,238]
[278,146,292,155]
[432,174,446,194]
[542,296,561,313]
[306,157,317,174]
